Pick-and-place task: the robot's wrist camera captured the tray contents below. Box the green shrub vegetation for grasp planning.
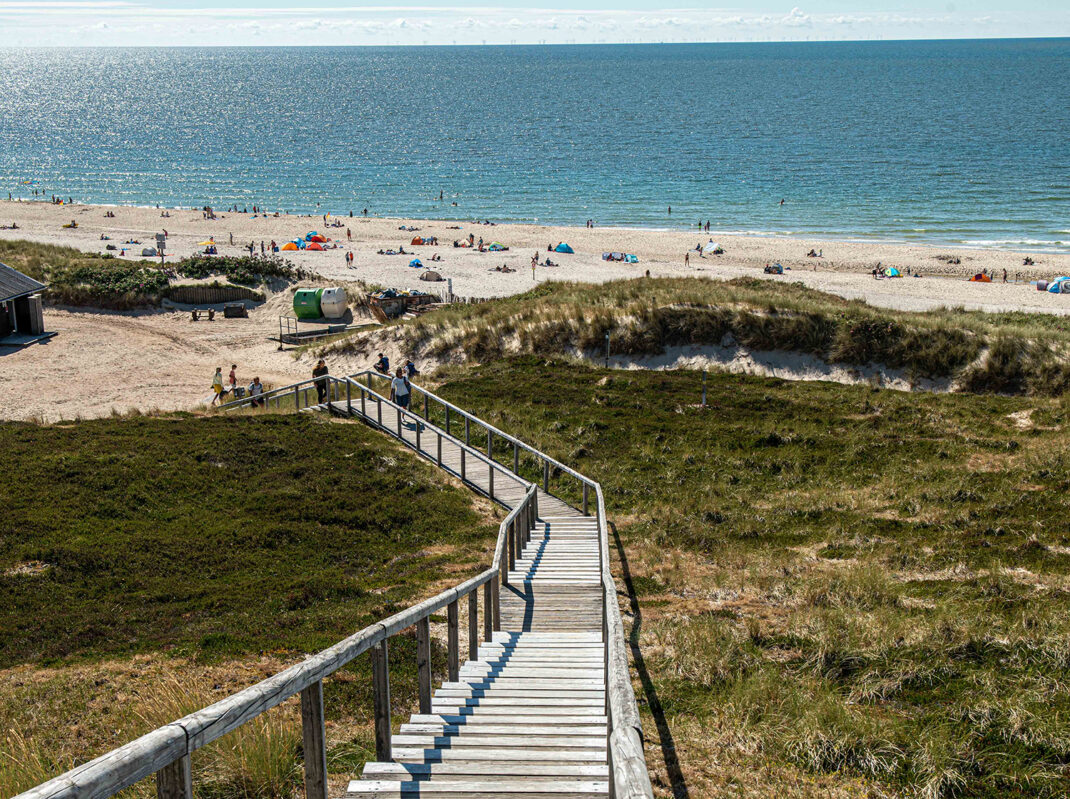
[432,357,1070,798]
[0,413,494,666]
[0,240,302,308]
[325,277,1070,395]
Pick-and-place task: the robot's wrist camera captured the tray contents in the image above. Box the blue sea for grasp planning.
[1,40,1068,250]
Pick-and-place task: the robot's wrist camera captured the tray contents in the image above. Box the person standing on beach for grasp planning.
[684,252,690,266]
[347,227,352,241]
[228,364,237,392]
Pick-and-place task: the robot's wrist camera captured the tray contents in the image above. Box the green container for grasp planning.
[293,288,323,320]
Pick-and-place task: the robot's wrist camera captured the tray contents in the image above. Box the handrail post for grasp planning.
[416,617,432,714]
[361,385,366,417]
[415,412,421,451]
[423,392,429,421]
[346,379,351,415]
[492,573,501,631]
[300,680,328,799]
[543,459,550,492]
[293,385,299,410]
[460,448,466,482]
[583,483,590,516]
[447,599,460,682]
[465,416,470,445]
[506,518,515,581]
[436,430,443,466]
[376,393,382,427]
[513,442,519,474]
[487,429,493,459]
[155,754,192,799]
[371,639,391,761]
[488,464,494,500]
[483,582,492,643]
[396,406,402,437]
[469,589,479,659]
[445,407,451,436]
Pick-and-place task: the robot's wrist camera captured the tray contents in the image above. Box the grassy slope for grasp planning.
[325,277,1070,394]
[433,357,1070,798]
[1,413,495,795]
[0,413,494,667]
[0,239,298,308]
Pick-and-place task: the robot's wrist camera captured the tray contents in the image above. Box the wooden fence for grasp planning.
[165,285,264,305]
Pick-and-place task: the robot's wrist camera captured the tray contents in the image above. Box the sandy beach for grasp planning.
[2,199,1070,422]
[4,199,1070,314]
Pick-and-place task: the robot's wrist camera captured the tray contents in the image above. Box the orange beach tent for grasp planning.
[969,273,992,283]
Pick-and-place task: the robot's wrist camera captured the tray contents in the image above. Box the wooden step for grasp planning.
[347,778,608,797]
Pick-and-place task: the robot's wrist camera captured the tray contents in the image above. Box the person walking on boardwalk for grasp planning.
[313,359,329,404]
[390,367,411,409]
[228,364,237,392]
[211,367,224,406]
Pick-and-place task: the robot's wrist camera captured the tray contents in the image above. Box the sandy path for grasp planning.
[0,294,311,422]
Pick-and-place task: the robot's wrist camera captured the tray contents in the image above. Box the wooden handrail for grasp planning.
[14,401,538,799]
[21,370,653,799]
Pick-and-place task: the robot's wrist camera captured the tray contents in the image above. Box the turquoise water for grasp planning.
[0,40,1068,250]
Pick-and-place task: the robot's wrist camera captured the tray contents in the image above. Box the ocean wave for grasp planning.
[962,239,1066,247]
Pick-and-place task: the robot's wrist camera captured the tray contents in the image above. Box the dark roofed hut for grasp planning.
[0,261,49,344]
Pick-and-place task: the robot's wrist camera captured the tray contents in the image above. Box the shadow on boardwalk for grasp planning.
[612,522,690,799]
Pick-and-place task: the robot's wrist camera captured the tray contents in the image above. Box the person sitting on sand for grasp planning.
[373,353,390,375]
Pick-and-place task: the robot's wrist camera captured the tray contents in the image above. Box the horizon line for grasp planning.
[1,35,1068,48]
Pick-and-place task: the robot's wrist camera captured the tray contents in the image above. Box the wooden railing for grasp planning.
[340,371,653,799]
[13,385,538,799]
[17,371,652,799]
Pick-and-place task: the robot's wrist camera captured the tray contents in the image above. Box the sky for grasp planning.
[0,1,1067,47]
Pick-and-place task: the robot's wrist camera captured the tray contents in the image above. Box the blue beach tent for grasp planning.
[409,258,423,268]
[1048,277,1070,293]
[555,242,574,254]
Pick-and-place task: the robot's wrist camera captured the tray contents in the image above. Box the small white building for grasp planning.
[0,261,49,344]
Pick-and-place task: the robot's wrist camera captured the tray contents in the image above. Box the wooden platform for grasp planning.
[324,397,609,798]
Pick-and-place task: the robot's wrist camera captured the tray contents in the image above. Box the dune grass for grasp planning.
[0,412,495,797]
[0,239,300,308]
[323,277,1070,394]
[431,357,1070,798]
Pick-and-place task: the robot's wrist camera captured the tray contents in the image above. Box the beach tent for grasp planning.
[411,237,423,245]
[970,273,992,283]
[281,242,299,251]
[306,243,325,251]
[409,258,423,268]
[309,234,328,243]
[1047,277,1070,293]
[141,247,157,257]
[885,267,901,277]
[702,240,722,254]
[488,242,508,251]
[625,254,639,263]
[555,242,574,254]
[420,270,444,282]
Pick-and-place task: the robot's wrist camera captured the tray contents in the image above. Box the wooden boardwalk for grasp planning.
[325,396,611,798]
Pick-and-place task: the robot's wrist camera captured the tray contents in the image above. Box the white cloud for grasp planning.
[0,4,1064,46]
